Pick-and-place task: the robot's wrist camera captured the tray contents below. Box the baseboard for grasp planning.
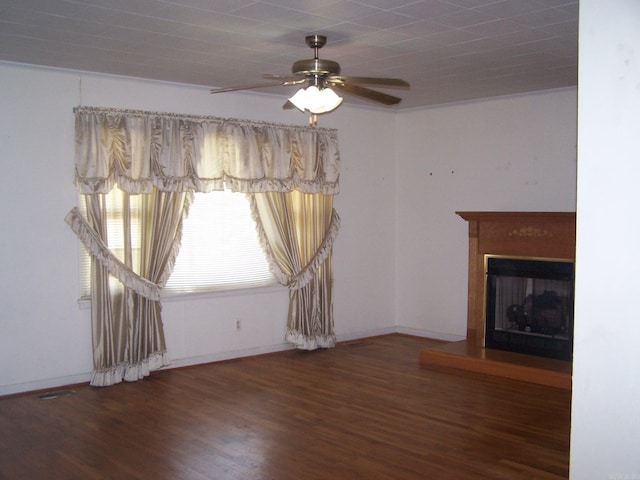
[1,326,460,397]
[0,373,92,397]
[336,326,397,342]
[167,342,294,370]
[394,326,466,342]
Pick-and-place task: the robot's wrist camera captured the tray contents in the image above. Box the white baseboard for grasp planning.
[336,326,398,342]
[337,326,465,343]
[167,342,294,370]
[1,327,464,397]
[0,373,92,397]
[394,326,466,342]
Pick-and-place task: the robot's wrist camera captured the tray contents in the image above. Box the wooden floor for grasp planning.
[0,335,571,480]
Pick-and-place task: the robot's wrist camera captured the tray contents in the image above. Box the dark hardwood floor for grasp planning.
[0,335,571,479]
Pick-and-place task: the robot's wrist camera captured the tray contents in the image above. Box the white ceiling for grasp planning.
[0,0,578,110]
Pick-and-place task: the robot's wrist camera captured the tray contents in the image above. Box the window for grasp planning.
[163,191,275,293]
[79,189,275,298]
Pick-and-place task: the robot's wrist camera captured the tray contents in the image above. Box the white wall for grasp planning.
[0,61,576,396]
[394,90,577,339]
[571,0,640,477]
[0,63,397,395]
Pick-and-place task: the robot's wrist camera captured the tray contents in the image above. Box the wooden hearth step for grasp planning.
[419,340,572,390]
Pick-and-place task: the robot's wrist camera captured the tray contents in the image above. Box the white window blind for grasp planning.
[79,189,143,298]
[164,190,275,293]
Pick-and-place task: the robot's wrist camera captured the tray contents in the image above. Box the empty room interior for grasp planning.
[1,1,639,478]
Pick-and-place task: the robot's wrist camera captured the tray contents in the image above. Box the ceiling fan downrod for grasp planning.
[306,34,326,59]
[292,35,341,77]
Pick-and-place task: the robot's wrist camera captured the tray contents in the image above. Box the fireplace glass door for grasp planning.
[485,255,574,361]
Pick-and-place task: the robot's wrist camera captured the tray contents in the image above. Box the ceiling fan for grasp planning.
[210,35,410,113]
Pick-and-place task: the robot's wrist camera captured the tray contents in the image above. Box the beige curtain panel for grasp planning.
[67,190,187,386]
[67,106,341,386]
[250,191,340,349]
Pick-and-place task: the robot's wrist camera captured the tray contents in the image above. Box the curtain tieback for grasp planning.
[65,207,161,301]
[253,204,341,290]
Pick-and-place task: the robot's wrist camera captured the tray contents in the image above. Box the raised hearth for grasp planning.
[420,340,572,389]
[419,212,575,388]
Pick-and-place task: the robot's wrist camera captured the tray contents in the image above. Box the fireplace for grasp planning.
[456,211,576,359]
[484,255,574,360]
[418,212,575,388]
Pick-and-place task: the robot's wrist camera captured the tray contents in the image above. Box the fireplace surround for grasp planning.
[418,211,575,389]
[456,212,576,358]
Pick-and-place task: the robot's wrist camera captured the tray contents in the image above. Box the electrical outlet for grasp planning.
[235,319,241,331]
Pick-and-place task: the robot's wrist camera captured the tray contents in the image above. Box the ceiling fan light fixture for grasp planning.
[288,87,309,112]
[288,85,343,114]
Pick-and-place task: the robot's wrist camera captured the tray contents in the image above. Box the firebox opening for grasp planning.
[484,255,574,361]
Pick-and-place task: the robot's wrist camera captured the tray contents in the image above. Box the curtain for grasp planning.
[250,191,340,349]
[66,189,189,386]
[71,107,340,195]
[66,106,340,386]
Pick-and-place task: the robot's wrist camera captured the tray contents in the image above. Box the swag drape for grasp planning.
[67,190,187,385]
[250,191,340,349]
[66,106,340,386]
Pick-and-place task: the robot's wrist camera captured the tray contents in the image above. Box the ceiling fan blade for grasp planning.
[333,83,402,106]
[282,100,295,110]
[263,74,303,82]
[327,76,410,89]
[210,82,284,94]
[263,75,307,87]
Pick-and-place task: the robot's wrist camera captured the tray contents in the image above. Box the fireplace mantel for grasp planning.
[456,211,576,347]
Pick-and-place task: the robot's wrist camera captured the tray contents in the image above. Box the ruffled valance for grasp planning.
[74,106,340,195]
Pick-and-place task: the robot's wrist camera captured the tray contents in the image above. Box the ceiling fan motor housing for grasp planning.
[292,58,341,77]
[293,34,341,79]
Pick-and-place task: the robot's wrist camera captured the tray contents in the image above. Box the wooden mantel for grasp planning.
[456,211,576,347]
